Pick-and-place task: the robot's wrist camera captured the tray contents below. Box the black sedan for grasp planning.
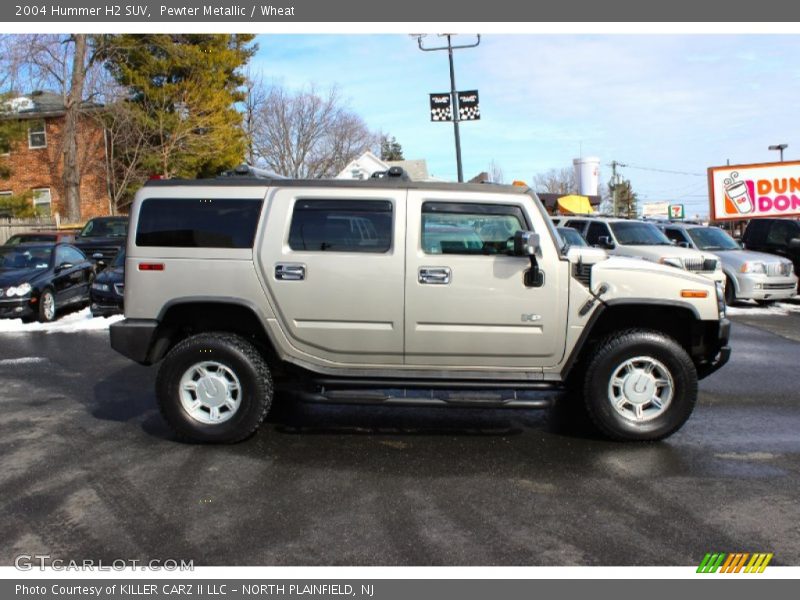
[90,248,125,317]
[0,243,94,323]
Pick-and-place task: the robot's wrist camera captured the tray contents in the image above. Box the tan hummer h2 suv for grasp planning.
[110,167,731,443]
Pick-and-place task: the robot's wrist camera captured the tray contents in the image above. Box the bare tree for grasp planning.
[532,167,577,195]
[249,84,378,178]
[488,160,504,184]
[241,69,266,166]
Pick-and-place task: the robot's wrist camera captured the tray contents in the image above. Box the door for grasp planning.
[258,187,407,365]
[52,246,80,305]
[404,191,569,369]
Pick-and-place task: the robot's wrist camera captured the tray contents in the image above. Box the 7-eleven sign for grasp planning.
[669,204,685,219]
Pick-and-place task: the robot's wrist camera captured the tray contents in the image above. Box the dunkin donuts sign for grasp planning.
[709,161,800,220]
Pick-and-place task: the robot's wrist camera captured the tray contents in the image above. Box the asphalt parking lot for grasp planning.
[1,304,799,567]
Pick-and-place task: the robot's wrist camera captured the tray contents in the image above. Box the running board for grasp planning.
[289,387,560,409]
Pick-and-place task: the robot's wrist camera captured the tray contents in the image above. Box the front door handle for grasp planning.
[419,267,451,285]
[275,263,306,281]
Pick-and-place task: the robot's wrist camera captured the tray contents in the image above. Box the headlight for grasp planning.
[740,261,766,274]
[715,281,726,317]
[91,283,110,292]
[659,257,683,269]
[6,283,32,297]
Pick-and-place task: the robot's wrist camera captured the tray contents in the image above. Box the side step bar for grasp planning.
[288,386,561,409]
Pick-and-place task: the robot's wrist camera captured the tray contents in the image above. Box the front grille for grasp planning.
[572,263,592,287]
[114,283,125,296]
[684,257,718,272]
[79,245,120,262]
[763,283,796,290]
[766,263,793,277]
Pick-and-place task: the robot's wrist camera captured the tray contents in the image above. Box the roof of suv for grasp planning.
[142,176,533,196]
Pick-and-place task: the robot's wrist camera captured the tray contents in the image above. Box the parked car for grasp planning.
[740,218,800,276]
[3,230,76,246]
[557,226,589,247]
[562,216,726,287]
[90,248,125,317]
[73,216,128,269]
[659,223,797,305]
[110,170,729,443]
[0,243,94,322]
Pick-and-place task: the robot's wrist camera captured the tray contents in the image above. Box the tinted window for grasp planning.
[289,200,392,253]
[421,202,525,255]
[663,228,689,244]
[80,218,128,238]
[767,220,799,246]
[565,220,587,233]
[58,246,86,264]
[585,221,612,245]
[743,220,770,246]
[609,222,673,245]
[136,199,262,248]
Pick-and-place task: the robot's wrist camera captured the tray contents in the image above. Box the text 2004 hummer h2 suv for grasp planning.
[110,169,731,443]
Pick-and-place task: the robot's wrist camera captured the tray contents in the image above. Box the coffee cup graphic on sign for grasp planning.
[723,171,753,215]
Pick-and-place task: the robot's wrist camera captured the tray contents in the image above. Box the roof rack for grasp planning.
[369,166,410,181]
[218,164,288,180]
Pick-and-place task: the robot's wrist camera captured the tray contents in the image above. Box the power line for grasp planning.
[609,163,705,177]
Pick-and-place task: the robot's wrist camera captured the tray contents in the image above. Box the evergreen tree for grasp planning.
[380,135,404,161]
[104,34,256,180]
[609,178,638,218]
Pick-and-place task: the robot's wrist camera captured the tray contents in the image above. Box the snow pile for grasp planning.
[726,301,800,317]
[0,308,123,334]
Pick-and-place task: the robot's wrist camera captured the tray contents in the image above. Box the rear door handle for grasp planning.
[275,263,306,281]
[419,267,451,285]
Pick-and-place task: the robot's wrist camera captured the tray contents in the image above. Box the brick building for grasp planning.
[0,91,111,223]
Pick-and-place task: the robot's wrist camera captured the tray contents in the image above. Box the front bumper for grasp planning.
[696,317,731,379]
[0,298,35,319]
[734,273,797,301]
[90,290,123,316]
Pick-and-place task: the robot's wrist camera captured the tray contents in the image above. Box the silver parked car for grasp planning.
[660,223,797,305]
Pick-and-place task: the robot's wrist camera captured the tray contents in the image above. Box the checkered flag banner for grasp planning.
[429,93,453,121]
[457,90,480,121]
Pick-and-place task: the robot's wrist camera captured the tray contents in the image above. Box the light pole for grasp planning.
[414,34,480,182]
[769,143,788,162]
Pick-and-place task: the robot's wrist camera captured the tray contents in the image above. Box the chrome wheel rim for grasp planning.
[42,292,55,321]
[179,361,242,425]
[608,356,674,422]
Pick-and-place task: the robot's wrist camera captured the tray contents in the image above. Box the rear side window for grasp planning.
[136,198,263,248]
[289,200,393,253]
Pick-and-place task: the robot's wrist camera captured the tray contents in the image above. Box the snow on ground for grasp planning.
[0,308,123,334]
[725,301,800,317]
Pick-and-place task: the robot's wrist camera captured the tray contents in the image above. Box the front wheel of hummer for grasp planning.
[156,333,273,443]
[582,329,697,441]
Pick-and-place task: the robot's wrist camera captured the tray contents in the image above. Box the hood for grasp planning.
[613,244,717,263]
[0,268,46,287]
[594,255,712,285]
[713,248,792,268]
[95,266,124,284]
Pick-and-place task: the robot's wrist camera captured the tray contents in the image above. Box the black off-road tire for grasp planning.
[156,332,273,443]
[582,329,698,441]
[724,276,736,305]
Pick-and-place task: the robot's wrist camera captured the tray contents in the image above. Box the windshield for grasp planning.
[4,234,56,246]
[686,227,740,251]
[558,227,588,247]
[112,248,126,267]
[610,222,673,246]
[0,246,53,270]
[79,219,128,238]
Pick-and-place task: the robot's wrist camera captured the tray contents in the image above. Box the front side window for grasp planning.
[289,200,392,253]
[59,246,86,264]
[136,198,262,248]
[585,221,612,246]
[33,188,52,217]
[28,120,46,149]
[421,202,525,255]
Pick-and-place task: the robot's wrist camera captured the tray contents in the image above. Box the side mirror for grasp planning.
[789,237,800,250]
[513,231,540,256]
[678,241,690,248]
[597,236,615,249]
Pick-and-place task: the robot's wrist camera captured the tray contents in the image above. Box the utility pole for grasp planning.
[415,34,480,182]
[610,160,626,216]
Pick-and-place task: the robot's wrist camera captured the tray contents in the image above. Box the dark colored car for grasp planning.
[4,230,77,246]
[557,226,589,247]
[741,218,800,275]
[0,243,94,322]
[90,248,125,317]
[73,216,128,269]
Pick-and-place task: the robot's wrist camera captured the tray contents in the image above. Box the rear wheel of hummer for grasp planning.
[582,329,697,441]
[156,333,273,443]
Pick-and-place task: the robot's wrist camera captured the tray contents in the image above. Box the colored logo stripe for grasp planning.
[697,552,773,573]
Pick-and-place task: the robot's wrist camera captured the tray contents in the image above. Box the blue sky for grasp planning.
[249,34,800,217]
